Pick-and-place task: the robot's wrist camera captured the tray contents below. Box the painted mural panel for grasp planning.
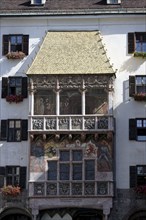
[30,134,113,174]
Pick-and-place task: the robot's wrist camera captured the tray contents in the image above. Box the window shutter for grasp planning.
[3,35,9,55]
[129,119,136,140]
[22,77,28,98]
[1,77,8,98]
[0,167,5,188]
[21,120,28,141]
[130,166,137,188]
[20,167,27,189]
[23,35,29,55]
[1,120,7,141]
[129,76,135,97]
[128,33,135,54]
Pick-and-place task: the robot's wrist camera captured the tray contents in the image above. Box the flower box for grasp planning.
[134,52,146,58]
[134,185,146,194]
[134,93,146,101]
[6,51,26,59]
[1,185,21,197]
[6,95,23,103]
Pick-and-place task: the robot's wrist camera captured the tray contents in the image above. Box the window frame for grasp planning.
[130,165,146,188]
[47,149,96,182]
[3,34,29,56]
[128,32,146,54]
[1,77,28,99]
[0,166,26,189]
[0,119,28,142]
[8,119,21,142]
[31,0,46,5]
[129,75,146,98]
[129,118,146,141]
[107,0,121,4]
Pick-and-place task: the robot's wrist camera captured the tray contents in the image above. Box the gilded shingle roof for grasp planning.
[27,31,115,75]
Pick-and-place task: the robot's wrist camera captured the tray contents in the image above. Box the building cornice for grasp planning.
[0,8,146,17]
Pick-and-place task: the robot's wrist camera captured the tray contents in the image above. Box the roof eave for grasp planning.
[0,8,146,17]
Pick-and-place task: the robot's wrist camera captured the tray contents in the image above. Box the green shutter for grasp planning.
[0,167,5,188]
[1,120,7,141]
[1,77,8,98]
[128,33,135,54]
[129,119,137,140]
[23,35,29,55]
[129,76,135,97]
[3,35,9,55]
[20,167,27,189]
[22,77,28,98]
[21,120,28,141]
[130,166,137,188]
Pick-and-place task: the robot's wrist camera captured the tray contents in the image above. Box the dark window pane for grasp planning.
[85,88,108,114]
[73,164,82,180]
[7,167,13,174]
[9,77,22,96]
[72,150,82,161]
[60,151,70,161]
[48,161,57,180]
[7,176,12,185]
[60,89,81,115]
[14,176,19,186]
[34,90,56,115]
[85,160,95,180]
[8,128,15,141]
[8,120,21,142]
[136,33,146,52]
[60,164,69,180]
[10,36,23,52]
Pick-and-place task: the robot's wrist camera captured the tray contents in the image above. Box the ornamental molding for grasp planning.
[30,75,114,92]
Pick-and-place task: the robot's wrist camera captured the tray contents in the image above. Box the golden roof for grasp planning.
[27,31,114,75]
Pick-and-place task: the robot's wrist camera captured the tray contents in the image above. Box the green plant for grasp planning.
[134,52,146,58]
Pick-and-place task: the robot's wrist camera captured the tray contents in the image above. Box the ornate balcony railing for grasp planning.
[29,114,114,132]
[29,181,114,197]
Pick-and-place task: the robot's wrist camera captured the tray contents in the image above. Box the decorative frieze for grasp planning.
[30,74,114,92]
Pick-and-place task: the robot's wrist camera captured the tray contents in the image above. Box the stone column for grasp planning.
[32,208,39,220]
[81,79,86,116]
[28,78,35,132]
[103,207,110,220]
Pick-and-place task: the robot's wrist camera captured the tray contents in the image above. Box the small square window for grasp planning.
[3,35,29,57]
[128,32,146,55]
[1,77,28,101]
[129,118,146,141]
[8,120,21,142]
[31,0,46,5]
[1,119,28,142]
[6,166,20,186]
[107,0,121,4]
[129,75,146,100]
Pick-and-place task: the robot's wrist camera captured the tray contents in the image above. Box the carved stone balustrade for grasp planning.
[29,181,114,197]
[29,115,114,132]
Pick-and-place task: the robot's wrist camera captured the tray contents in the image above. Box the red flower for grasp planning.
[1,185,21,197]
[6,95,23,103]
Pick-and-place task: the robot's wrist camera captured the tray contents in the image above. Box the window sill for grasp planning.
[134,52,146,58]
[6,95,23,103]
[6,51,26,59]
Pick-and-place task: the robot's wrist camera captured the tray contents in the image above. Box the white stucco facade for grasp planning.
[0,11,146,220]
